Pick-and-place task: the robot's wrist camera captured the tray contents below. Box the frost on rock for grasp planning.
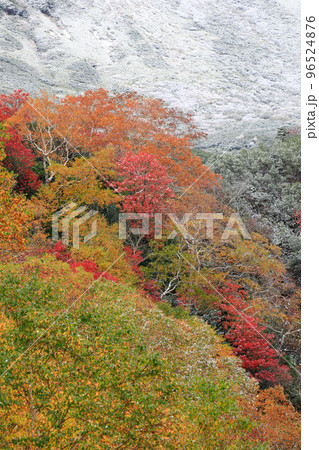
[0,0,300,148]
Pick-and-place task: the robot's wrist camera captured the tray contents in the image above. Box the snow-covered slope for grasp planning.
[0,0,300,148]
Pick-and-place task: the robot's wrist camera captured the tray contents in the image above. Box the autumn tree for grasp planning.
[114,151,174,214]
[216,282,292,387]
[255,386,300,448]
[0,91,40,195]
[0,124,31,255]
[0,89,29,122]
[10,89,220,192]
[1,127,41,195]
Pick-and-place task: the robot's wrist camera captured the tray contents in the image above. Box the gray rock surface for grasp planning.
[0,0,300,149]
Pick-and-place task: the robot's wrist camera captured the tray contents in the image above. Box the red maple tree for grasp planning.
[124,245,161,301]
[218,282,292,387]
[1,127,41,195]
[0,90,40,195]
[113,151,175,214]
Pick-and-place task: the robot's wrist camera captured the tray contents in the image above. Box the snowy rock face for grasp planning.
[0,0,300,148]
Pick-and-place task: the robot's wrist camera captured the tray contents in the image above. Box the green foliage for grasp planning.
[0,256,265,448]
[157,301,189,320]
[208,134,301,280]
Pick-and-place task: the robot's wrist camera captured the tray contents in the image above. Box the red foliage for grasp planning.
[49,241,119,283]
[0,89,29,122]
[113,151,175,214]
[1,126,41,195]
[288,127,301,136]
[124,245,143,276]
[0,90,40,195]
[142,279,161,301]
[124,245,160,301]
[49,241,72,263]
[294,209,301,229]
[217,282,292,387]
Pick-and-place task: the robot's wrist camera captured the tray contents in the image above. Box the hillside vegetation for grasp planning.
[0,89,300,448]
[206,129,301,280]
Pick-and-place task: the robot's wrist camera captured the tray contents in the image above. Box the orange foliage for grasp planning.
[256,386,300,448]
[11,89,219,191]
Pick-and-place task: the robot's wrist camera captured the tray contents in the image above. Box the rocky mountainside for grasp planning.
[0,0,300,148]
